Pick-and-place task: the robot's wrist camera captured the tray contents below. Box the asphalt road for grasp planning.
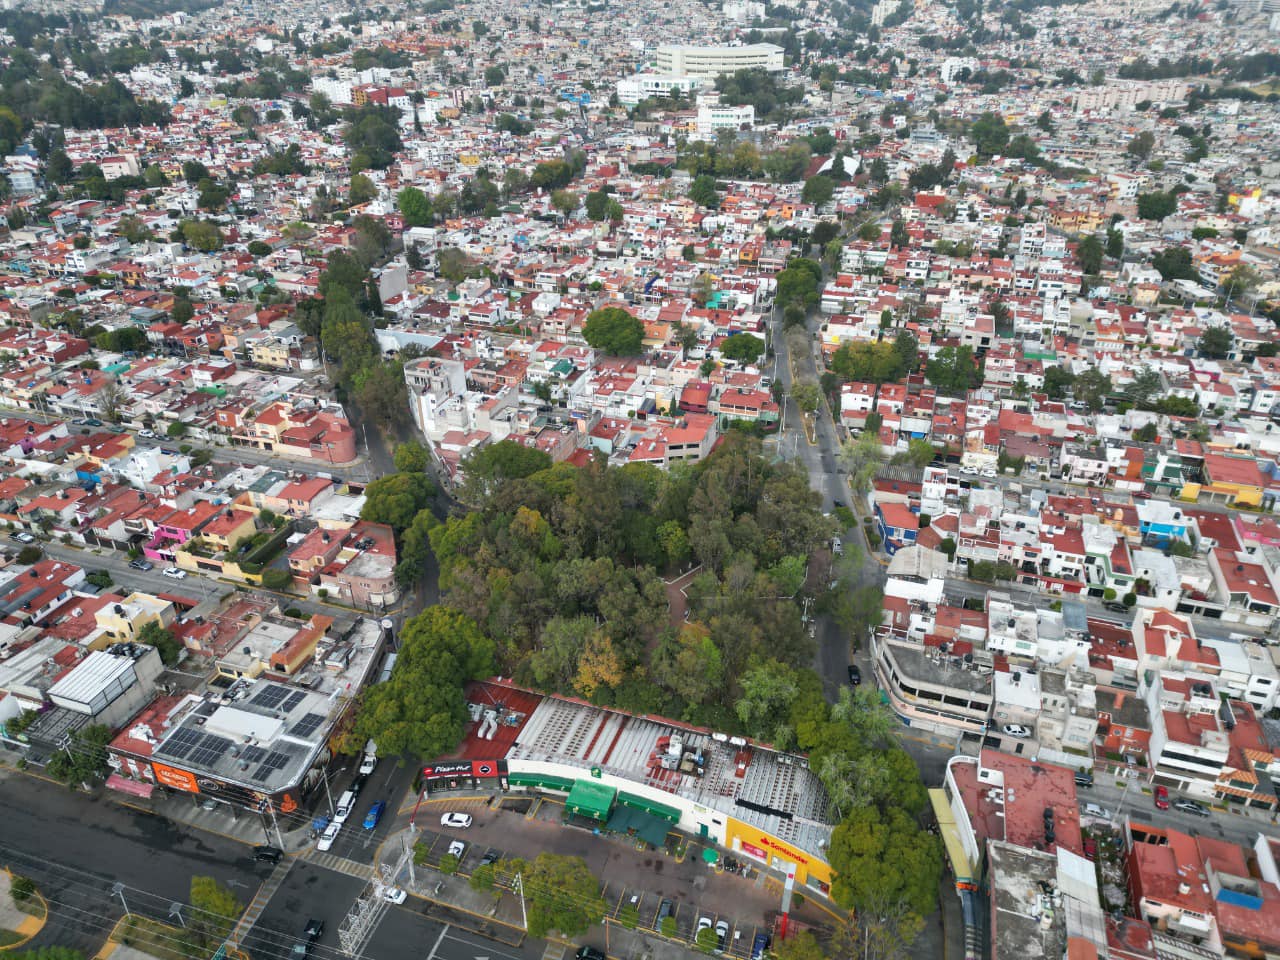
[1080,772,1275,848]
[252,860,547,960]
[0,770,270,954]
[310,755,418,865]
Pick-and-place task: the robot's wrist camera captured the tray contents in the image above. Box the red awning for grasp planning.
[106,774,155,799]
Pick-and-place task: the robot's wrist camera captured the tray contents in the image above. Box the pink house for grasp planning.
[143,500,223,562]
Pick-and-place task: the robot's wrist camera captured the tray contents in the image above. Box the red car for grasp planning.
[1154,785,1170,810]
[1083,837,1097,860]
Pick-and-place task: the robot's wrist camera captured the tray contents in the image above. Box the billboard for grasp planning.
[152,761,200,793]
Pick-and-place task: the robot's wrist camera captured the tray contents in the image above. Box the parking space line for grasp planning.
[425,924,450,960]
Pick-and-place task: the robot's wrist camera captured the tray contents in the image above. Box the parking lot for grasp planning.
[396,794,826,957]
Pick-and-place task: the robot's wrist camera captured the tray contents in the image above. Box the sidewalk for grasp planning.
[108,790,314,854]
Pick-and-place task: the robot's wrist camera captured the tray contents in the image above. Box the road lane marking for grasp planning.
[441,931,526,960]
[426,924,451,960]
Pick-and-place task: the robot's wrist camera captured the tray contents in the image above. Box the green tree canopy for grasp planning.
[499,853,606,938]
[688,174,719,209]
[136,620,182,666]
[349,607,495,757]
[188,876,242,948]
[583,306,645,355]
[924,345,981,394]
[719,333,765,364]
[1198,325,1232,358]
[361,472,437,532]
[398,186,432,227]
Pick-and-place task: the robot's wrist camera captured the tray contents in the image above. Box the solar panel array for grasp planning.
[241,745,268,765]
[160,728,230,766]
[252,686,288,709]
[160,727,203,760]
[282,691,307,713]
[291,713,325,738]
[253,750,291,782]
[189,734,230,768]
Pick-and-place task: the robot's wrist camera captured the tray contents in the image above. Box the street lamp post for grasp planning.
[111,882,131,918]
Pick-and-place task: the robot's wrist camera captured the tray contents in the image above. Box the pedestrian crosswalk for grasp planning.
[302,848,375,879]
[230,860,290,948]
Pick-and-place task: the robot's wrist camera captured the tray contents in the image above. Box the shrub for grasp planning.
[261,568,293,591]
[283,607,304,619]
[10,875,35,903]
[661,916,677,937]
[439,853,459,875]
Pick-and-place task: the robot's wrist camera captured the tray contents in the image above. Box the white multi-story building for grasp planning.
[694,97,754,138]
[615,73,706,106]
[654,43,784,79]
[312,76,353,105]
[1073,78,1188,113]
[723,0,765,20]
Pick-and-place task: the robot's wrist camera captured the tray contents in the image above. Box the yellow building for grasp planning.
[94,593,175,643]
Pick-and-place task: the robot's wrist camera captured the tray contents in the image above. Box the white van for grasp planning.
[334,789,356,824]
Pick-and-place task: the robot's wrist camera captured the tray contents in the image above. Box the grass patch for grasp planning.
[115,916,191,960]
[0,928,26,947]
[13,897,44,921]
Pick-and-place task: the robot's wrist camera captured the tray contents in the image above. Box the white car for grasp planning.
[138,429,157,439]
[358,754,377,776]
[960,465,977,475]
[162,567,187,580]
[1002,724,1032,738]
[440,812,472,829]
[697,917,713,939]
[447,839,466,859]
[980,469,998,479]
[383,887,407,904]
[316,822,340,851]
[12,532,34,544]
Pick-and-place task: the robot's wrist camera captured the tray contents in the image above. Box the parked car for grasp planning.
[1132,491,1151,500]
[253,845,283,863]
[383,887,407,905]
[1073,772,1094,788]
[1002,724,1031,738]
[291,919,323,959]
[1083,838,1097,861]
[447,839,465,859]
[575,949,605,960]
[315,822,340,851]
[980,468,998,479]
[162,567,186,580]
[697,917,713,941]
[847,664,861,686]
[1081,803,1111,820]
[1154,785,1170,810]
[440,812,472,829]
[751,933,771,960]
[84,418,102,427]
[714,920,730,954]
[12,532,34,544]
[479,851,499,867]
[656,899,675,925]
[1174,799,1210,817]
[1103,602,1129,614]
[129,558,155,571]
[358,753,377,776]
[362,800,386,830]
[138,429,157,439]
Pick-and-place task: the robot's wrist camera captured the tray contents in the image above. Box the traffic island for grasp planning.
[0,870,47,951]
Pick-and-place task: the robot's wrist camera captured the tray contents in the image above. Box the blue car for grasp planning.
[363,800,386,830]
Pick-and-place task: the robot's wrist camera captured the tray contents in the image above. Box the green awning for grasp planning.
[565,779,617,820]
[508,772,574,792]
[605,804,671,847]
[617,791,681,823]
